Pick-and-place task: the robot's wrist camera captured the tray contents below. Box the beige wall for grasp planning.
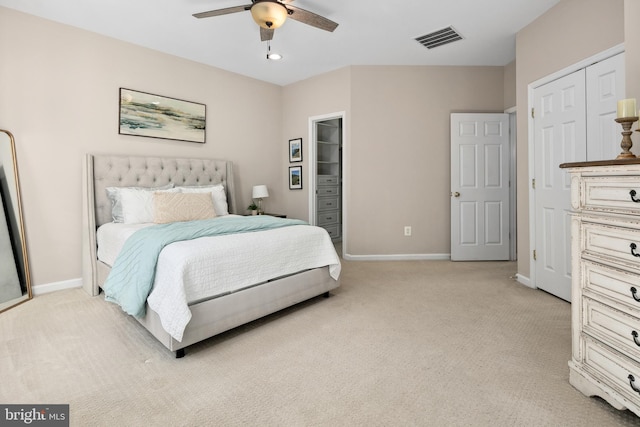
[281,67,351,222]
[515,0,625,279]
[285,65,504,257]
[348,66,504,255]
[0,7,284,286]
[503,61,516,110]
[626,0,640,101]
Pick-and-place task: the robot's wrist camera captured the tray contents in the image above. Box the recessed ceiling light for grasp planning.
[266,40,282,61]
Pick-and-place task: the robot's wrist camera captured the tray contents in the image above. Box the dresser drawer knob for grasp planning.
[631,287,640,302]
[633,331,640,347]
[632,243,640,258]
[631,190,640,203]
[629,374,640,394]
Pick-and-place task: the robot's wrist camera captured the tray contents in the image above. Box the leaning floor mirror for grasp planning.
[0,130,31,313]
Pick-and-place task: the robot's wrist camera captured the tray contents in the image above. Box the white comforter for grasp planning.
[97,216,341,341]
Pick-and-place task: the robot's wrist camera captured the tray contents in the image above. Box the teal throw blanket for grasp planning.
[103,216,308,317]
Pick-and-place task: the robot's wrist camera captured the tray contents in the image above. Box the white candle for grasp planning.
[617,98,637,118]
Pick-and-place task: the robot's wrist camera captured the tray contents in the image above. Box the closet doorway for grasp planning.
[308,112,345,254]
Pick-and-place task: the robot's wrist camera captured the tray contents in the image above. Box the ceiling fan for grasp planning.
[193,0,338,41]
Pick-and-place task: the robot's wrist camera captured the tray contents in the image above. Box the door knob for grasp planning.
[451,192,460,197]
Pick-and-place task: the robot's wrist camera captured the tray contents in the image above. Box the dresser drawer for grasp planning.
[583,221,640,270]
[583,261,640,312]
[582,176,640,215]
[317,196,339,211]
[317,210,340,226]
[583,336,640,407]
[321,224,340,239]
[318,175,339,185]
[584,298,640,361]
[317,186,340,196]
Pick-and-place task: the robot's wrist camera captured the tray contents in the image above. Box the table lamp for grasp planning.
[252,185,269,214]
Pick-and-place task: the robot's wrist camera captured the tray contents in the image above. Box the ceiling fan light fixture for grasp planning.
[251,1,288,30]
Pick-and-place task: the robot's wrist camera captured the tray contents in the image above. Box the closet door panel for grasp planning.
[586,53,626,161]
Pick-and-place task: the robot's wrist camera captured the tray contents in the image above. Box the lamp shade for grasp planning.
[252,185,269,199]
[250,1,288,29]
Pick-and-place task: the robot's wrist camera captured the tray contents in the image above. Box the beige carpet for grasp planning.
[2,260,639,426]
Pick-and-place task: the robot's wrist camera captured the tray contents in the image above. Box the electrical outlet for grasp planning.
[404,226,412,236]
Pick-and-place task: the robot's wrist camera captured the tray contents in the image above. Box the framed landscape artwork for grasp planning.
[289,166,302,190]
[289,138,302,162]
[119,88,206,143]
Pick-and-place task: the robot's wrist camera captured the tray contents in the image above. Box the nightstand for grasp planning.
[244,213,287,218]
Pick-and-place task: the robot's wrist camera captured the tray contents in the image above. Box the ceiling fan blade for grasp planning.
[260,27,274,41]
[286,5,338,32]
[193,5,251,19]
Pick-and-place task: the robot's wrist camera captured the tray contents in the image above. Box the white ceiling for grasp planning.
[0,0,560,86]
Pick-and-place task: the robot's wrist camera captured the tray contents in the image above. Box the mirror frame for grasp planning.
[0,129,32,313]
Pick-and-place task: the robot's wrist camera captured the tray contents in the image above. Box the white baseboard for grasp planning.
[516,274,534,289]
[29,268,527,294]
[343,253,450,261]
[32,278,82,296]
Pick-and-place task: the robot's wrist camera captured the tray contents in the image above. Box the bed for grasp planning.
[81,154,340,357]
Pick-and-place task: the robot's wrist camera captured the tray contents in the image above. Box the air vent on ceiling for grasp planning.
[415,26,463,49]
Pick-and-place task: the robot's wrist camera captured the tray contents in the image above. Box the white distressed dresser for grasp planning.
[561,159,640,416]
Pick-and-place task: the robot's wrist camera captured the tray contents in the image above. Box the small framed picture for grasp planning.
[289,166,302,190]
[289,138,302,162]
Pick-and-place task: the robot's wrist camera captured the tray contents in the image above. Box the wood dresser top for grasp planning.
[560,158,640,168]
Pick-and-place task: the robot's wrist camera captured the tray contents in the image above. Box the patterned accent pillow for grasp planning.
[177,184,229,216]
[153,192,217,224]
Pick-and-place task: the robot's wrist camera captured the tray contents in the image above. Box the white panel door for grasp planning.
[533,69,586,302]
[451,113,510,261]
[587,52,626,161]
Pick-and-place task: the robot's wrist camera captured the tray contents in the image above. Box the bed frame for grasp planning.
[81,154,339,357]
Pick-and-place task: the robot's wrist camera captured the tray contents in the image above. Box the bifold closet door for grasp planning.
[531,52,625,302]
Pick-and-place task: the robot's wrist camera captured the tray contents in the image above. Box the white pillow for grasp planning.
[177,184,229,216]
[121,187,180,224]
[106,183,173,222]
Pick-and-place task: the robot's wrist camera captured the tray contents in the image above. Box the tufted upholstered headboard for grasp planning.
[82,154,237,296]
[90,154,237,226]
